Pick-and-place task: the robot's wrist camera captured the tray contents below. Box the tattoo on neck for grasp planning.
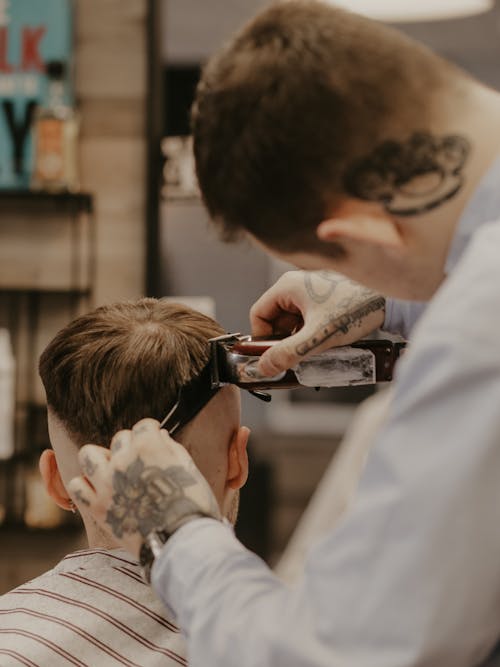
[106,458,203,539]
[296,294,386,357]
[344,132,470,216]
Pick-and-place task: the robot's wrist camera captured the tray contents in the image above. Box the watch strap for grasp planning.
[139,512,208,583]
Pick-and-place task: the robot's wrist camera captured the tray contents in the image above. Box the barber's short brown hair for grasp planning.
[39,299,224,447]
[192,0,458,253]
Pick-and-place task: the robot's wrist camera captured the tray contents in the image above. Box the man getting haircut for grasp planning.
[0,298,249,667]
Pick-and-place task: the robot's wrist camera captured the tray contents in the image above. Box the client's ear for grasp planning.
[226,426,250,490]
[39,449,73,511]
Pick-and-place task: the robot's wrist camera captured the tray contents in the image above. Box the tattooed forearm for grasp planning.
[296,295,386,356]
[105,457,208,539]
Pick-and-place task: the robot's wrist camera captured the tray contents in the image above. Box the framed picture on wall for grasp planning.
[0,0,74,189]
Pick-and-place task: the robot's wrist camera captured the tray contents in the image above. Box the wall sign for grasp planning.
[0,0,73,189]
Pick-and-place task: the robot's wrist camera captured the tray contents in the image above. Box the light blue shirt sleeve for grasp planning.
[383,298,427,339]
[152,221,500,667]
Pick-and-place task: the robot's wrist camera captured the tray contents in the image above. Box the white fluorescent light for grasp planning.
[326,0,494,22]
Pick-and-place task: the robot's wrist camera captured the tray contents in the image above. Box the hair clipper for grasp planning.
[209,334,405,397]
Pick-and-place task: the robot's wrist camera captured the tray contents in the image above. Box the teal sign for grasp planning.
[0,0,73,189]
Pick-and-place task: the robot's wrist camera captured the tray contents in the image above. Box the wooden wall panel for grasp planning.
[75,0,147,305]
[79,138,145,303]
[0,207,91,291]
[75,0,147,101]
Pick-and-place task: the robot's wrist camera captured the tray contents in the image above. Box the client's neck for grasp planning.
[83,514,123,551]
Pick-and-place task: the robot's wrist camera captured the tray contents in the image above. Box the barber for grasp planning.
[69,2,500,665]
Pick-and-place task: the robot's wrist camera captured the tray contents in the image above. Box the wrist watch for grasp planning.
[139,512,207,583]
[140,529,170,583]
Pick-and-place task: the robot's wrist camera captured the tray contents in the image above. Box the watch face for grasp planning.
[140,531,171,583]
[140,530,170,568]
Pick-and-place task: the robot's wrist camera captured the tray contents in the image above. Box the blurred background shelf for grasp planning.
[0,190,93,213]
[0,192,95,293]
[0,286,92,295]
[0,192,96,532]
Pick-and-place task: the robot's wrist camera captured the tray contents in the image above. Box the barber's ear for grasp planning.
[39,449,73,511]
[317,197,404,250]
[226,426,250,491]
[317,215,404,250]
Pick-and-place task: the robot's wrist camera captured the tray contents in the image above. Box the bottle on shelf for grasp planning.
[0,329,15,461]
[31,60,79,193]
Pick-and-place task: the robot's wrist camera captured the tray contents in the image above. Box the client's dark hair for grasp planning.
[192,0,460,253]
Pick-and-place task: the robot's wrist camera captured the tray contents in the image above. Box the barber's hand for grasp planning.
[67,418,221,559]
[251,271,386,376]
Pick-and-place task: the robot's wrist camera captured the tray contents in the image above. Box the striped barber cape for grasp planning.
[0,548,187,667]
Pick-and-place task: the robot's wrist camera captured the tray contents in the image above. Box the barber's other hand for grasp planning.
[67,419,221,559]
[250,271,385,377]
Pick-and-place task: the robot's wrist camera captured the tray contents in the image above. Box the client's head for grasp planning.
[38,298,250,547]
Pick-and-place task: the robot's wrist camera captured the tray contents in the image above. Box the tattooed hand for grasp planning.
[67,419,222,559]
[250,271,385,376]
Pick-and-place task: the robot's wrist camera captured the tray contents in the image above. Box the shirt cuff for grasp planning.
[383,297,396,333]
[383,298,427,339]
[150,517,239,620]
